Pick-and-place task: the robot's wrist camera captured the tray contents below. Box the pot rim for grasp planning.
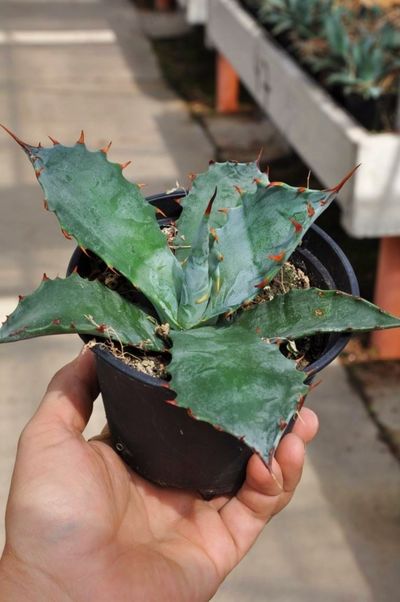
[67,190,360,386]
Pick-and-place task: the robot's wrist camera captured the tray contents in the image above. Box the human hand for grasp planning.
[0,348,318,602]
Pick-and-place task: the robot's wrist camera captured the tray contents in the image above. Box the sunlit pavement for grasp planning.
[0,2,399,600]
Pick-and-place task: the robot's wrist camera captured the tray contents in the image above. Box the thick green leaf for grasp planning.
[175,163,350,327]
[177,196,215,328]
[5,130,182,326]
[174,160,269,263]
[169,325,308,463]
[236,288,400,339]
[201,181,338,322]
[0,273,164,351]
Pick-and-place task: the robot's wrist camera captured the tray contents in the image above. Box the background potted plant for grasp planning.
[1,126,400,498]
[243,0,400,130]
[207,0,400,239]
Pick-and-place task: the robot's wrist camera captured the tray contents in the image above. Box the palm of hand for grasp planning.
[1,350,318,602]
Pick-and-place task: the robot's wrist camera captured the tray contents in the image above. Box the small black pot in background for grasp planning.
[67,192,359,499]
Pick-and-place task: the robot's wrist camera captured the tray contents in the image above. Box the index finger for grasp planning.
[290,407,319,444]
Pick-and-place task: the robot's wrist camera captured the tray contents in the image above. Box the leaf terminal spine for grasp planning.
[204,187,218,217]
[327,164,360,194]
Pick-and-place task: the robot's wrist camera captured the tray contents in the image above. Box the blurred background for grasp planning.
[0,1,399,600]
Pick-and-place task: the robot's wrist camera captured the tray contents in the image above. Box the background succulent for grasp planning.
[244,0,400,115]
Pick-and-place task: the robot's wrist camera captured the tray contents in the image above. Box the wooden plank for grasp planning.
[216,54,239,113]
[371,237,400,359]
[155,0,174,11]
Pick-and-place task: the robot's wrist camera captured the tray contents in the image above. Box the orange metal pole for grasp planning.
[216,53,240,113]
[155,0,173,10]
[371,236,400,359]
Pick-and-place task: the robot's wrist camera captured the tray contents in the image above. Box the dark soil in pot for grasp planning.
[67,192,359,499]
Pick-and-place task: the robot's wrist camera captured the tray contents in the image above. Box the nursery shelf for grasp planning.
[207,0,400,239]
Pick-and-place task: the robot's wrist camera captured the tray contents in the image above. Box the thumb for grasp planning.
[31,346,99,434]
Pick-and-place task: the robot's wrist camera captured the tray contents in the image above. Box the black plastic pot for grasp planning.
[67,191,359,499]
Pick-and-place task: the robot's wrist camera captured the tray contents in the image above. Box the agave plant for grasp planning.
[246,0,332,40]
[1,126,400,470]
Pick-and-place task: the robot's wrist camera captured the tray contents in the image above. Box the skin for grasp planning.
[0,347,318,602]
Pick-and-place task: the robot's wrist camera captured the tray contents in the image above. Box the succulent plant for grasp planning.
[245,0,333,50]
[317,6,400,99]
[245,0,400,107]
[247,0,332,38]
[1,126,400,471]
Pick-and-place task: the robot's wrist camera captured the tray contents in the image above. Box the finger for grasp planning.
[273,409,319,517]
[31,347,99,434]
[217,407,318,560]
[240,455,283,502]
[218,455,283,557]
[291,407,319,443]
[267,433,306,519]
[219,406,317,508]
[276,432,305,493]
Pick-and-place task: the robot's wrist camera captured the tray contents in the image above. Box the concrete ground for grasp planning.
[0,1,399,601]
